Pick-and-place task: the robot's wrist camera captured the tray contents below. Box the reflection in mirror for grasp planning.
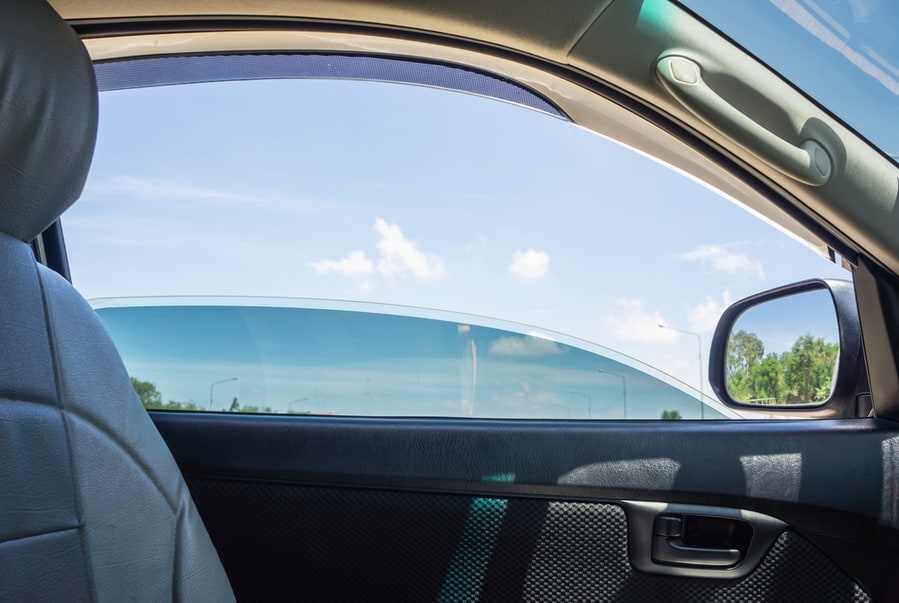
[726,288,839,406]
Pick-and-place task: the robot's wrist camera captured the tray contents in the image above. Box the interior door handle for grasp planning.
[656,55,832,186]
[651,515,740,568]
[625,502,785,579]
[652,536,740,567]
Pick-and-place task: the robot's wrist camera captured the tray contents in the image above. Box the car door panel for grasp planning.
[186,482,865,601]
[152,412,899,601]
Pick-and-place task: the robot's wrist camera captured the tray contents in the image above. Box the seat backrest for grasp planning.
[0,2,235,600]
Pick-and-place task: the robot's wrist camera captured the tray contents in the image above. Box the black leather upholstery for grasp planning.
[0,1,234,600]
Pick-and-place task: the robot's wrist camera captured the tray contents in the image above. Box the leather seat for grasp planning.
[0,1,235,600]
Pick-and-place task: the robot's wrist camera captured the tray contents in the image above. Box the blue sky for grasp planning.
[62,74,848,416]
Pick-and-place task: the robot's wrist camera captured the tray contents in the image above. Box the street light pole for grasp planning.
[658,324,704,419]
[598,369,627,419]
[209,377,237,410]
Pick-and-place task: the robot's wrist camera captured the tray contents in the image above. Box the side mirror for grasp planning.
[709,279,867,418]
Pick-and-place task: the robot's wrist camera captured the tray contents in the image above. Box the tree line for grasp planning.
[726,330,838,404]
[130,377,273,413]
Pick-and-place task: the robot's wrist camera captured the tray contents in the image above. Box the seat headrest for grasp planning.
[0,0,98,242]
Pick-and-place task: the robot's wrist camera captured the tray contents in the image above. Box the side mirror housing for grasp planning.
[709,279,866,418]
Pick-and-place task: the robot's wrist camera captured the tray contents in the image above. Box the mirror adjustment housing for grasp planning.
[709,279,866,418]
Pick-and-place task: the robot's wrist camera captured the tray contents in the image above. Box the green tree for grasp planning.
[223,397,273,413]
[726,330,766,401]
[236,405,273,413]
[783,335,839,403]
[661,410,683,420]
[130,377,206,410]
[130,376,162,408]
[726,330,839,405]
[727,330,765,379]
[161,399,203,411]
[747,354,784,403]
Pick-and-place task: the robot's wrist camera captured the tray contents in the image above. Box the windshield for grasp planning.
[679,0,899,161]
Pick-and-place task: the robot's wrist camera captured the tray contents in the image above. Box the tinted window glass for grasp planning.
[98,301,726,419]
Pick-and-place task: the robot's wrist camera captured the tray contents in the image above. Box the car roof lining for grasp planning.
[52,0,615,63]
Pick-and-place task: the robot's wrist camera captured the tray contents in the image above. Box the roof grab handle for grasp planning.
[656,55,831,186]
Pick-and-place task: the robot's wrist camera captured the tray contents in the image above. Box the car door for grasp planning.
[46,0,899,600]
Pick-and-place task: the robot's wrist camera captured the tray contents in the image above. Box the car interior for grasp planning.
[4,0,899,601]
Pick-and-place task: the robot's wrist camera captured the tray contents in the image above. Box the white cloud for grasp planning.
[509,248,550,281]
[606,298,679,343]
[309,218,445,283]
[679,245,764,279]
[687,291,733,334]
[309,250,374,276]
[373,218,445,280]
[487,335,564,357]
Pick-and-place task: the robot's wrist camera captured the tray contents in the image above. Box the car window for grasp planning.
[95,299,731,419]
[62,54,849,419]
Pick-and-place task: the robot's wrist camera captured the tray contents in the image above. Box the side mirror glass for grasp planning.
[726,289,838,406]
[709,279,864,417]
